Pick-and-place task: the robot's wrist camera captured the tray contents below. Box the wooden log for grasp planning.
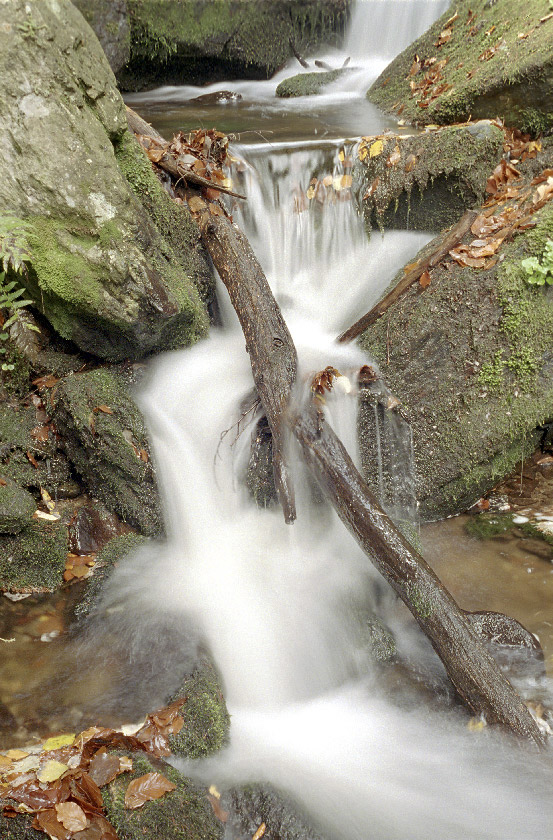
[337,209,478,343]
[293,399,545,746]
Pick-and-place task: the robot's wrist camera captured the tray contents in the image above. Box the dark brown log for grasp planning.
[289,39,309,68]
[199,211,298,523]
[337,209,478,343]
[293,399,545,746]
[126,107,247,200]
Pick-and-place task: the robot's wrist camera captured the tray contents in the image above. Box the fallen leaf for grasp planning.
[43,735,75,751]
[6,750,28,761]
[386,146,401,167]
[253,823,267,840]
[26,451,39,469]
[124,772,176,809]
[31,425,49,442]
[369,139,384,158]
[96,405,113,415]
[35,808,72,840]
[187,195,207,213]
[88,751,122,787]
[55,801,88,832]
[404,153,417,172]
[419,270,431,288]
[37,760,69,783]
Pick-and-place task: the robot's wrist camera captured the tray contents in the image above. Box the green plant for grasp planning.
[0,219,36,373]
[521,239,553,286]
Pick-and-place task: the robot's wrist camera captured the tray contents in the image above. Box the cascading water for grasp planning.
[95,1,553,836]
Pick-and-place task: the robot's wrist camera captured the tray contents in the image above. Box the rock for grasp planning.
[358,141,553,519]
[0,403,74,500]
[224,784,326,840]
[72,0,130,74]
[167,658,230,759]
[191,90,243,103]
[68,501,128,555]
[355,121,504,231]
[276,67,352,97]
[118,0,350,90]
[0,520,67,592]
[103,752,223,840]
[0,477,36,535]
[0,0,210,362]
[46,367,163,536]
[367,0,553,134]
[0,814,44,840]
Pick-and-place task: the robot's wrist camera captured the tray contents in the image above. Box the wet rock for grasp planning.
[191,90,243,104]
[72,0,130,74]
[466,609,546,680]
[276,67,352,97]
[0,521,67,592]
[68,501,127,555]
[46,368,163,536]
[0,813,44,840]
[0,0,210,362]
[103,752,223,840]
[246,415,278,509]
[118,0,350,90]
[367,0,553,133]
[358,141,553,519]
[168,658,230,759]
[355,121,504,231]
[224,784,326,840]
[0,478,36,535]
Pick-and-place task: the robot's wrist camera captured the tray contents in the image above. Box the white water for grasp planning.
[107,1,553,837]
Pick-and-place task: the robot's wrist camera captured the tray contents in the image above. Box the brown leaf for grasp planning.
[7,778,69,811]
[124,773,176,809]
[362,176,380,200]
[146,148,166,163]
[55,801,88,832]
[88,751,122,787]
[253,823,267,840]
[96,405,114,415]
[0,477,6,486]
[188,195,207,213]
[208,792,229,823]
[26,451,39,471]
[404,154,417,173]
[419,270,431,288]
[72,815,119,840]
[386,147,401,167]
[35,808,72,840]
[32,374,61,388]
[31,425,49,442]
[69,773,104,815]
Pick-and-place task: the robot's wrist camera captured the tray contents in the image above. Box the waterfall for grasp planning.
[345,0,452,61]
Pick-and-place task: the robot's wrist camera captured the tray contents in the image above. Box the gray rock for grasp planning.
[0,0,210,362]
[0,520,67,592]
[72,0,130,74]
[0,477,36,535]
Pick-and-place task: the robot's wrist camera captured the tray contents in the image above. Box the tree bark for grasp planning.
[294,399,545,746]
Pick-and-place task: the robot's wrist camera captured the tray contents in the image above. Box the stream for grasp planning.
[3,0,553,836]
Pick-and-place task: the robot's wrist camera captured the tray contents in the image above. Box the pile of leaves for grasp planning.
[0,698,187,839]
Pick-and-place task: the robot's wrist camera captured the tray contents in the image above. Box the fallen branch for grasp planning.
[337,209,477,343]
[289,39,309,68]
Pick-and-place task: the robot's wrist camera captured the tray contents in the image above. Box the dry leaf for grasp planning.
[369,139,384,158]
[88,751,122,787]
[187,195,207,213]
[253,823,267,840]
[37,760,68,783]
[419,271,431,288]
[386,146,401,167]
[404,154,417,173]
[43,735,75,751]
[124,772,176,809]
[55,801,88,832]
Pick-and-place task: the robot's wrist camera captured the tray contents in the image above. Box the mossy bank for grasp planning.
[367,0,553,132]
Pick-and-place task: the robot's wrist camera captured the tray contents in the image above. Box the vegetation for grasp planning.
[0,218,36,373]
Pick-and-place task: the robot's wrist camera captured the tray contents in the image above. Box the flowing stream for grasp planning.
[5,1,553,836]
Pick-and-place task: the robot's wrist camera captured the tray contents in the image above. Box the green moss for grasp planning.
[103,752,223,840]
[367,0,553,130]
[0,478,36,534]
[0,520,67,591]
[519,520,553,551]
[405,582,433,618]
[276,68,351,98]
[464,513,514,540]
[168,660,230,759]
[0,814,43,840]
[479,349,506,392]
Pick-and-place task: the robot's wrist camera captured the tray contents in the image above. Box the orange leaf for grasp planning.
[404,154,417,173]
[124,773,176,809]
[96,405,114,415]
[419,271,431,288]
[55,802,88,832]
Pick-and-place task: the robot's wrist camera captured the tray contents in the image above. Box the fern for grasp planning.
[0,218,36,373]
[521,239,553,286]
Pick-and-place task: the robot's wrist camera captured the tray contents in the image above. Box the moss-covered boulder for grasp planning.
[168,659,230,759]
[0,478,36,535]
[0,403,76,500]
[355,120,504,231]
[358,143,553,519]
[46,367,163,536]
[0,0,210,361]
[72,0,131,74]
[224,784,325,840]
[103,753,224,840]
[276,67,351,97]
[0,814,43,840]
[118,0,350,90]
[367,0,553,133]
[0,520,67,592]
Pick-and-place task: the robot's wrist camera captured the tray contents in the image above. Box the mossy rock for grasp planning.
[0,814,44,840]
[72,0,130,74]
[103,752,223,840]
[0,403,75,499]
[0,520,67,592]
[168,659,230,759]
[118,0,350,90]
[224,784,325,840]
[46,367,163,536]
[276,67,351,97]
[367,0,553,132]
[0,1,209,361]
[354,120,504,231]
[359,142,553,519]
[0,478,36,535]
[464,513,514,540]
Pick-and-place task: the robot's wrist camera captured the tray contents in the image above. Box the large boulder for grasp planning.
[117,0,350,90]
[358,140,553,519]
[367,0,553,133]
[0,0,210,362]
[72,0,130,74]
[354,120,504,231]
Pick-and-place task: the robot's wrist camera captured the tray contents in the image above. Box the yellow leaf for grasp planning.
[6,750,28,760]
[37,760,68,783]
[340,174,353,189]
[467,717,486,732]
[338,149,345,162]
[358,144,369,162]
[369,140,384,158]
[306,185,316,199]
[42,734,75,751]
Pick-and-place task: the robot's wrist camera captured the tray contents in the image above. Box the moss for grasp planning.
[405,582,433,618]
[519,520,553,551]
[168,659,230,759]
[114,130,213,317]
[0,520,67,591]
[464,512,514,540]
[0,343,31,397]
[276,67,351,98]
[103,752,223,840]
[0,478,36,534]
[367,0,553,131]
[0,814,44,840]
